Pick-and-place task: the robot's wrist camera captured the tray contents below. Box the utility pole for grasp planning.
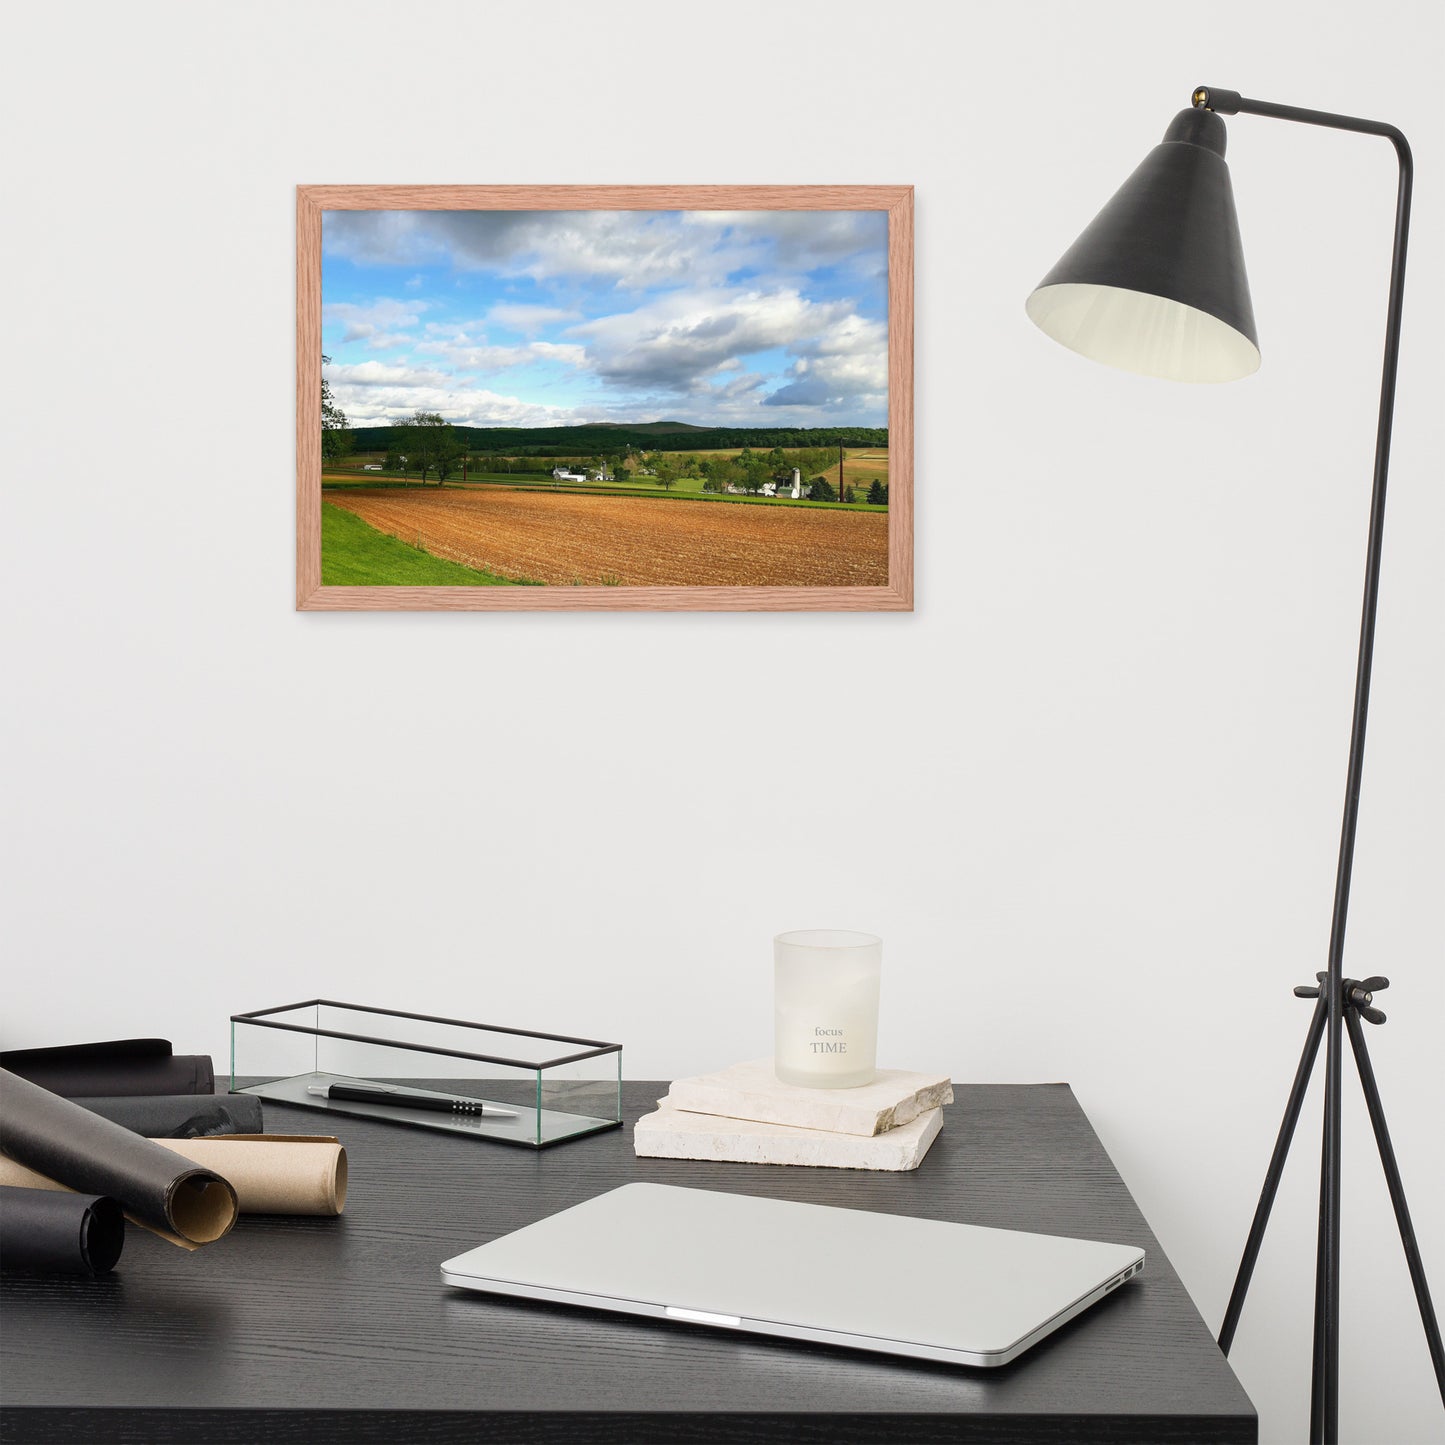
[838,443,845,502]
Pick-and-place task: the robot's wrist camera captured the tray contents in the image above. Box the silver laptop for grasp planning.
[440,1182,1145,1367]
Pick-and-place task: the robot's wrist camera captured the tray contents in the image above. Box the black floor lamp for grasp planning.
[1025,86,1442,1444]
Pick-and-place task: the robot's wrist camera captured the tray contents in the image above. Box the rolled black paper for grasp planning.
[0,1185,125,1276]
[72,1093,264,1139]
[0,1039,214,1097]
[0,1070,237,1248]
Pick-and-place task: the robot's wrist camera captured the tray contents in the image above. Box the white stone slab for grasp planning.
[665,1058,953,1137]
[634,1098,943,1171]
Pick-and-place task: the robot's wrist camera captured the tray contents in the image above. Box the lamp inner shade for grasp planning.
[1026,282,1260,383]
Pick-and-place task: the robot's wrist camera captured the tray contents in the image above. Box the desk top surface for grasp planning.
[1,1081,1255,1445]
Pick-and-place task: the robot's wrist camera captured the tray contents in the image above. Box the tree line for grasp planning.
[343,421,888,454]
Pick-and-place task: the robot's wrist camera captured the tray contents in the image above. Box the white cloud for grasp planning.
[681,210,888,273]
[567,287,886,415]
[323,212,456,267]
[322,298,425,348]
[324,357,593,428]
[569,288,839,388]
[325,360,452,388]
[762,358,885,410]
[762,312,888,409]
[332,384,596,429]
[486,302,582,336]
[327,211,762,289]
[708,371,769,400]
[414,330,587,374]
[324,210,889,291]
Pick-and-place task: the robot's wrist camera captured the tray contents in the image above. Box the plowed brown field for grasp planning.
[325,487,889,586]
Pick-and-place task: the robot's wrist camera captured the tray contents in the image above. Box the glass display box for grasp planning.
[231,1000,622,1148]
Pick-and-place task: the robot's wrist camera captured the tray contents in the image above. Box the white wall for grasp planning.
[3,2,1441,1439]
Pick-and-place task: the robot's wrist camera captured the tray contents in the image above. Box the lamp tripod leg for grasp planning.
[1219,993,1329,1354]
[1310,1053,1336,1444]
[1344,1009,1445,1402]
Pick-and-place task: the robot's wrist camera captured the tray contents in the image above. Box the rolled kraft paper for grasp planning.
[153,1137,348,1216]
[0,1039,214,1097]
[0,1137,347,1218]
[0,1185,125,1276]
[0,1070,237,1249]
[73,1093,265,1139]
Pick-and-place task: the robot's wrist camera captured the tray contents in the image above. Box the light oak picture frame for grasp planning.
[297,185,913,612]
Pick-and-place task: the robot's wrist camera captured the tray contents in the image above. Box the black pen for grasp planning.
[307,1080,517,1118]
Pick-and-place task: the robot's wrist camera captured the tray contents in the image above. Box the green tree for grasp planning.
[396,411,458,485]
[654,456,679,491]
[434,429,464,484]
[809,475,835,501]
[867,479,884,505]
[321,355,349,465]
[700,456,735,493]
[740,454,771,494]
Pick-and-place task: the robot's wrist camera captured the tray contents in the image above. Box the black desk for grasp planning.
[0,1082,1255,1444]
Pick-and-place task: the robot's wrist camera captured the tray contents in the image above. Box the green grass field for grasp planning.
[329,448,888,493]
[323,476,885,512]
[598,473,708,493]
[321,501,532,585]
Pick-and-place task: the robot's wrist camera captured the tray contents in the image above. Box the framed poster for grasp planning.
[297,186,912,611]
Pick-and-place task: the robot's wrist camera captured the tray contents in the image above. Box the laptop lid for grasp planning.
[441,1182,1145,1367]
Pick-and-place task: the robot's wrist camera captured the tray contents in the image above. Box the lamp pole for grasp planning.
[1027,84,1439,1445]
[1188,88,1436,1445]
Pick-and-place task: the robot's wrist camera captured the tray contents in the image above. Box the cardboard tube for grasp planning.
[153,1137,348,1216]
[0,1069,236,1249]
[0,1138,347,1220]
[0,1153,231,1251]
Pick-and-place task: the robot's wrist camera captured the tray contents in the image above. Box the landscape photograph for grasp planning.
[306,197,906,600]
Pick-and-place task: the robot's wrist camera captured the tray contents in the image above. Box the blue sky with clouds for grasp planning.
[321,210,888,430]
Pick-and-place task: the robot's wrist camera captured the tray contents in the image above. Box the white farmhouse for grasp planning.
[551,467,589,483]
[759,469,804,499]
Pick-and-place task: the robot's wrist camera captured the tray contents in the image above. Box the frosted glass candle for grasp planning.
[774,930,882,1089]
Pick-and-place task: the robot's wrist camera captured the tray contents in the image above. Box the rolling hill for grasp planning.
[590,419,711,435]
[343,421,887,456]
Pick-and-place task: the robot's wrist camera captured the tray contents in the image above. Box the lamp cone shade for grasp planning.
[1027,108,1259,383]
